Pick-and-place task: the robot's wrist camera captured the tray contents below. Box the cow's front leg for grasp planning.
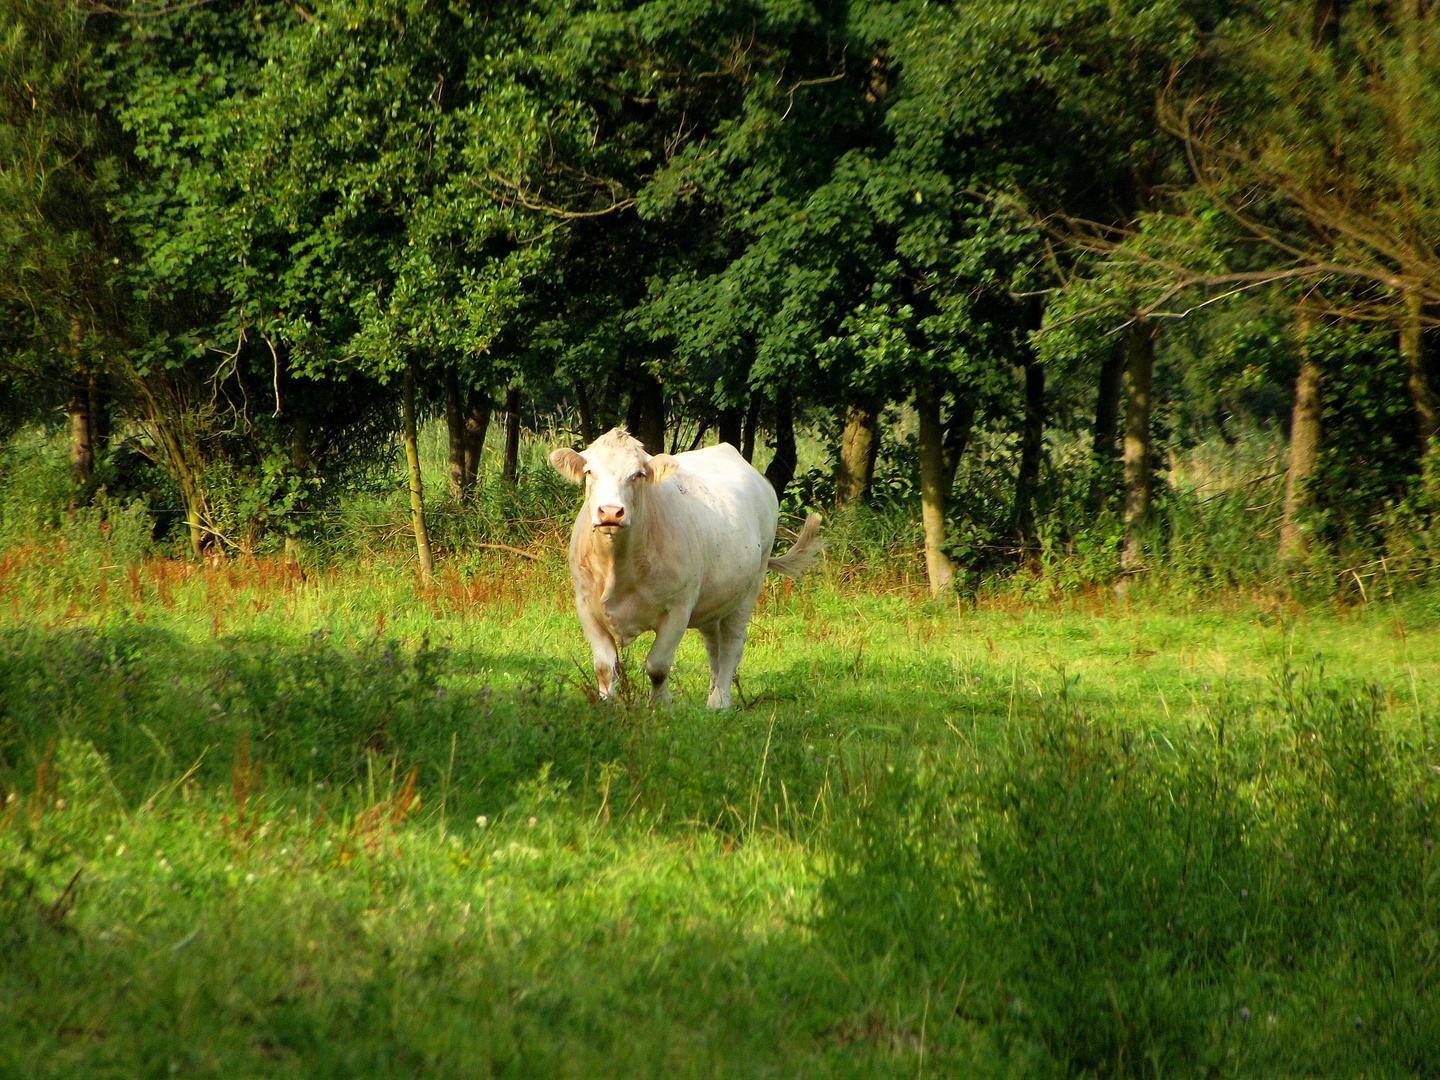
[644,610,690,706]
[577,603,620,700]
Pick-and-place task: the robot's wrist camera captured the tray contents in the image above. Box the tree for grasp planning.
[0,0,127,493]
[1279,303,1323,560]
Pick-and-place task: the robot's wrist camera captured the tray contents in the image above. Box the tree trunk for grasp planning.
[1120,322,1155,572]
[68,389,92,489]
[1013,360,1046,543]
[764,390,798,498]
[463,390,491,491]
[403,362,435,583]
[682,418,709,453]
[941,395,976,480]
[719,405,743,450]
[285,414,309,565]
[626,369,666,455]
[1088,346,1125,513]
[741,401,759,462]
[443,366,466,500]
[1280,309,1323,561]
[168,452,207,562]
[136,379,209,561]
[502,385,521,481]
[87,376,109,459]
[917,389,955,595]
[575,382,596,445]
[1310,0,1341,47]
[184,500,206,562]
[836,401,877,507]
[1401,289,1438,456]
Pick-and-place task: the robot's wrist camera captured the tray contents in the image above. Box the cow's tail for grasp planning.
[767,512,824,580]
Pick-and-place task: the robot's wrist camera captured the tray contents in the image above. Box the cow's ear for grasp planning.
[646,454,679,483]
[549,447,587,483]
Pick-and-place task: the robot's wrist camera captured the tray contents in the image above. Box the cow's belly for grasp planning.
[687,566,764,626]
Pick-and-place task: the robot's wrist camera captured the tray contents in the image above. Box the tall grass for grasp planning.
[820,662,1439,1075]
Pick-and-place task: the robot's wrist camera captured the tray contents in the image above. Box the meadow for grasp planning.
[0,525,1437,1079]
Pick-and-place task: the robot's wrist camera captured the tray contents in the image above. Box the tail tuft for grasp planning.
[767,512,824,580]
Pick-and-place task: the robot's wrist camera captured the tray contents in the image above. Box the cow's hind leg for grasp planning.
[705,604,754,710]
[644,609,690,706]
[699,621,727,707]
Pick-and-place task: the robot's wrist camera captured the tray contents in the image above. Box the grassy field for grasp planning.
[1,543,1438,1077]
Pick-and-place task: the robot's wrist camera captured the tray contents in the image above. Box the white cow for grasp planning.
[549,426,822,708]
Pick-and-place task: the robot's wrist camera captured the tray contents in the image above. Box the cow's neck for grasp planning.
[582,506,650,597]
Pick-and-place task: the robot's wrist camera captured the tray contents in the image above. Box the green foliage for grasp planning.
[1308,324,1420,552]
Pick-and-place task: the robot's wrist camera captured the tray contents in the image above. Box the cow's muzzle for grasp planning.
[594,504,628,528]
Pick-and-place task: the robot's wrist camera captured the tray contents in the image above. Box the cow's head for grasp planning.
[549,427,678,531]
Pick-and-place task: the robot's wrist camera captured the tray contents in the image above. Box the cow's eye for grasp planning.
[630,471,646,482]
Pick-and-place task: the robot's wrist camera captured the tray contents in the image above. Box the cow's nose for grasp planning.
[596,504,627,526]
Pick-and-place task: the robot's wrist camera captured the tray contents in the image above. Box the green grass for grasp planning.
[1,548,1438,1077]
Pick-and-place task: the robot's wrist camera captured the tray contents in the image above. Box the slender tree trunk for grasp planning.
[184,500,206,561]
[1013,360,1046,543]
[1401,289,1439,456]
[403,362,435,582]
[285,414,310,565]
[1088,347,1125,513]
[68,389,92,489]
[764,390,798,497]
[1120,322,1155,572]
[1280,308,1323,562]
[443,366,466,500]
[741,401,759,462]
[463,390,491,491]
[917,389,955,595]
[575,382,596,445]
[1310,0,1341,47]
[137,380,208,560]
[167,451,206,561]
[502,385,521,481]
[87,376,109,459]
[836,401,877,507]
[626,370,666,455]
[719,405,743,450]
[942,395,976,479]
